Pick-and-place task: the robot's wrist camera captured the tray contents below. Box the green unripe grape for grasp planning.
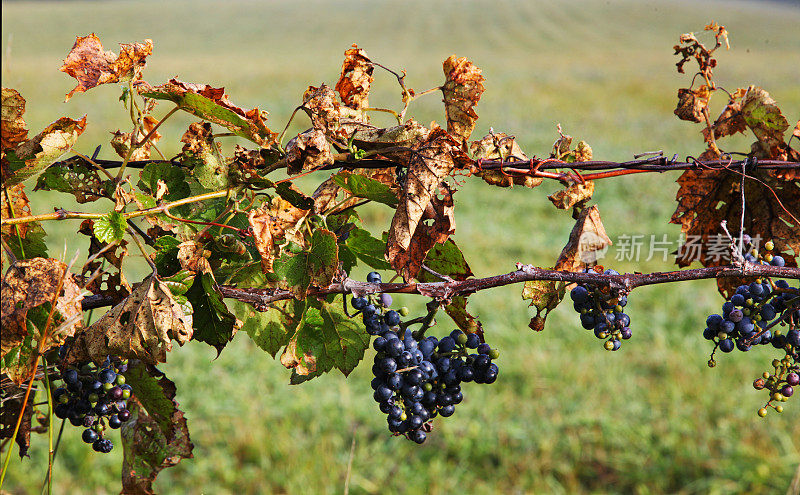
[765,240,774,251]
[772,359,781,368]
[423,383,432,392]
[764,253,773,262]
[742,308,751,316]
[103,382,113,391]
[604,340,614,351]
[399,307,410,317]
[758,408,768,417]
[615,305,623,313]
[121,389,131,399]
[489,349,500,359]
[400,412,407,421]
[116,375,126,385]
[772,392,783,401]
[763,372,771,379]
[775,405,784,413]
[717,332,728,340]
[598,331,608,339]
[456,333,468,346]
[88,393,99,403]
[745,298,754,307]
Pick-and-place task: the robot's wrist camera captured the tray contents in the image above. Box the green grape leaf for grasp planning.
[153,236,182,277]
[185,273,237,355]
[138,162,190,201]
[332,172,398,207]
[418,239,473,281]
[7,224,48,261]
[138,78,278,147]
[93,211,127,242]
[418,240,480,334]
[345,227,391,270]
[122,361,193,494]
[279,295,369,381]
[274,228,339,298]
[235,298,305,357]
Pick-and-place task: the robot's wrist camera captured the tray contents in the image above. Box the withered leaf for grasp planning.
[442,55,485,143]
[4,116,87,187]
[349,119,431,151]
[67,275,193,365]
[248,208,276,273]
[180,122,228,189]
[386,128,460,272]
[0,382,34,458]
[553,205,612,273]
[1,258,83,360]
[1,88,28,151]
[1,183,33,239]
[674,86,710,123]
[110,115,161,162]
[702,88,747,142]
[137,78,278,147]
[470,132,543,189]
[335,45,374,113]
[285,129,334,175]
[670,168,799,297]
[121,362,193,495]
[60,34,153,102]
[388,182,456,281]
[548,181,595,210]
[741,86,790,158]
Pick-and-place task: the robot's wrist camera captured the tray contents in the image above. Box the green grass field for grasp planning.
[2,0,800,493]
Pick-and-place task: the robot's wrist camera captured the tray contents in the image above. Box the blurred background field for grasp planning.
[2,0,800,493]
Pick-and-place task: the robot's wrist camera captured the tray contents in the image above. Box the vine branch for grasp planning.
[214,262,799,311]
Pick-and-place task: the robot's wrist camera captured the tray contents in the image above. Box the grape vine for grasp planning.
[0,22,799,495]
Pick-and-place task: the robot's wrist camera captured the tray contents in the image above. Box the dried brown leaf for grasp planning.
[386,128,460,273]
[67,274,193,365]
[388,182,456,281]
[554,206,612,273]
[702,88,747,143]
[670,168,799,297]
[248,208,275,273]
[285,129,334,175]
[442,55,485,143]
[1,183,33,238]
[470,132,543,189]
[1,88,28,151]
[110,115,161,161]
[1,258,83,358]
[335,45,374,113]
[548,181,595,210]
[4,116,87,186]
[60,34,152,102]
[674,86,710,123]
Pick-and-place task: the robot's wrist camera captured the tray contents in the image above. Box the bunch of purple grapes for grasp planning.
[353,272,500,443]
[54,353,132,453]
[570,268,632,351]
